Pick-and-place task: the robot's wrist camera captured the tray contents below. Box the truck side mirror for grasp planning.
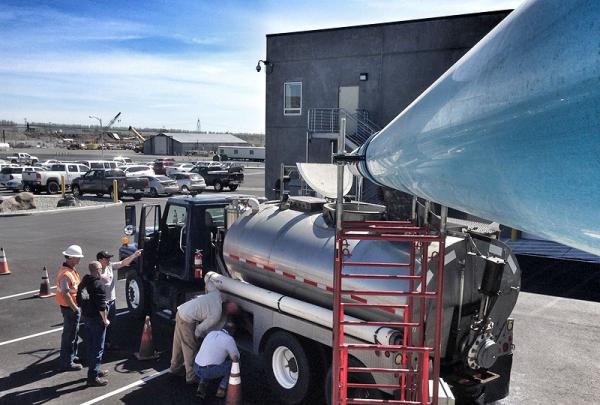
[125,205,137,228]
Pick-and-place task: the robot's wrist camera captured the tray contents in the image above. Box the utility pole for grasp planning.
[197,118,201,133]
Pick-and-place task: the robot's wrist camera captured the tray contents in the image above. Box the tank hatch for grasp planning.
[288,196,326,213]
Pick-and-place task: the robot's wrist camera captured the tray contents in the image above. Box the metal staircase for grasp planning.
[332,218,446,404]
[308,108,381,151]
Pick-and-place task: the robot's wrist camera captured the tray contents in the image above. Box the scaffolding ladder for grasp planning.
[332,219,446,405]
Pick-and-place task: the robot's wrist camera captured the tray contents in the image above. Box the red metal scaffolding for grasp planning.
[331,220,446,405]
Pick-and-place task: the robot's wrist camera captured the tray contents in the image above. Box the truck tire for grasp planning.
[214,180,223,192]
[150,187,159,197]
[325,358,383,405]
[229,185,238,191]
[126,273,148,319]
[71,185,82,197]
[47,181,60,195]
[263,331,317,405]
[133,194,142,201]
[10,159,16,164]
[181,185,190,194]
[23,183,33,192]
[96,193,104,197]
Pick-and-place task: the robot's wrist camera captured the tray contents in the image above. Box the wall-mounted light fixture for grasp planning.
[359,72,368,81]
[256,59,273,73]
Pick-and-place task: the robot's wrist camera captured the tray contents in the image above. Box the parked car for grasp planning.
[165,163,195,177]
[153,158,176,175]
[22,163,89,194]
[190,165,243,191]
[171,172,206,194]
[5,178,23,192]
[122,165,155,177]
[113,156,133,166]
[71,169,149,200]
[37,159,61,169]
[0,166,45,188]
[145,175,179,197]
[77,160,118,170]
[6,152,38,165]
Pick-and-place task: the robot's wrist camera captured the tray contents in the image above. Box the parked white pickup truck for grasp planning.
[22,163,90,194]
[6,152,38,165]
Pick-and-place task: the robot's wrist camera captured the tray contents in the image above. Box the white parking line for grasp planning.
[0,328,63,347]
[0,286,57,301]
[80,369,169,405]
[0,310,129,347]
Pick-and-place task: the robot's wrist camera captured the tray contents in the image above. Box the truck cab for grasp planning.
[119,195,233,319]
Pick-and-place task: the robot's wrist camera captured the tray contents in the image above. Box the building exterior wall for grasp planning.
[264,11,511,198]
[143,134,246,155]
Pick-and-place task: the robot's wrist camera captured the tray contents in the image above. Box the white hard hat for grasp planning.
[62,245,84,258]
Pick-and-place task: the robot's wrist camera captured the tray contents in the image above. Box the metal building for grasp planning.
[143,132,247,155]
[263,10,511,199]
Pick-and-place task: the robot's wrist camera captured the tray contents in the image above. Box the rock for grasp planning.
[0,192,36,212]
[57,195,80,208]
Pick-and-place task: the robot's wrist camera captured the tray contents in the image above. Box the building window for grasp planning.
[284,82,302,115]
[234,150,238,155]
[249,150,254,155]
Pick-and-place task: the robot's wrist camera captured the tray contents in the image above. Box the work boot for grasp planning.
[196,382,208,399]
[87,377,109,387]
[216,387,227,398]
[98,370,109,377]
[60,363,83,372]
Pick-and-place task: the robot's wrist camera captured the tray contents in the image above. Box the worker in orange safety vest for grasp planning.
[56,244,84,371]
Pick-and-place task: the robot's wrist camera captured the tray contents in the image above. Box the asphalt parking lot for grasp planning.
[0,158,599,404]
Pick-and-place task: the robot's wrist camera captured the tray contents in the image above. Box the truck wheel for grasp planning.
[229,185,238,191]
[133,194,142,201]
[181,185,189,194]
[325,358,382,405]
[214,180,223,192]
[263,331,316,405]
[126,273,147,319]
[150,187,159,197]
[23,183,33,192]
[71,185,81,197]
[95,193,104,197]
[10,159,16,164]
[47,181,60,194]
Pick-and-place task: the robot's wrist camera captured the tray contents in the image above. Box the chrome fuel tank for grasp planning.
[223,204,462,321]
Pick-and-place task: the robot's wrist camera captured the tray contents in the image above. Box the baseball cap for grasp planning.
[96,251,114,260]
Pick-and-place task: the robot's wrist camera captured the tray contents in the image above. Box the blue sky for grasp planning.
[0,0,522,132]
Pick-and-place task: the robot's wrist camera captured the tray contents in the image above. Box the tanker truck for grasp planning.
[120,193,519,404]
[119,1,599,404]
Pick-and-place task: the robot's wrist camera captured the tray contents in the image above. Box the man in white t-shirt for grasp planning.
[96,249,142,350]
[194,320,240,399]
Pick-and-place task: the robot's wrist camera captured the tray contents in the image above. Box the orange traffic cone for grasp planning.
[0,247,10,275]
[36,267,55,298]
[134,315,159,360]
[225,360,242,405]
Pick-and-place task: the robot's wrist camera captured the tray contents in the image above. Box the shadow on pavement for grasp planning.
[518,255,600,302]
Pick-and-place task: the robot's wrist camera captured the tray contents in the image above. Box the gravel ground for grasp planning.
[0,194,118,214]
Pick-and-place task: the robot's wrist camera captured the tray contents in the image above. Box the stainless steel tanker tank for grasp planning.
[222,201,521,337]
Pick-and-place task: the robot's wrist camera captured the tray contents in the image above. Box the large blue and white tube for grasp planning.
[357,0,600,256]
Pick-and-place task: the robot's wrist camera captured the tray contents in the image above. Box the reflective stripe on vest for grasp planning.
[55,265,81,307]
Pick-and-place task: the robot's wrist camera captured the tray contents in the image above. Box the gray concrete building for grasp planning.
[264,10,511,199]
[143,132,247,155]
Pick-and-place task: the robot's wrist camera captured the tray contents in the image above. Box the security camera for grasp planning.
[256,63,261,72]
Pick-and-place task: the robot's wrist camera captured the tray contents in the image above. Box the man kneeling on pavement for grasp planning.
[169,280,239,384]
[194,319,239,399]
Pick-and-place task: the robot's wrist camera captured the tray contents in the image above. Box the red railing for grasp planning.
[331,220,446,404]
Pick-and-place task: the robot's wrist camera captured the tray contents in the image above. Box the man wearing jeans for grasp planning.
[96,249,142,350]
[77,261,110,386]
[55,245,84,372]
[194,320,240,399]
